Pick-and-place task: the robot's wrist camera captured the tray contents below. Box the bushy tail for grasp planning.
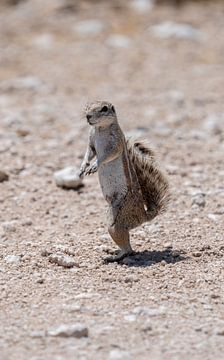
[126,139,170,220]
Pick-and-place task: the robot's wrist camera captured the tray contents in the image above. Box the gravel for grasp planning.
[48,324,88,338]
[73,20,105,35]
[0,1,223,360]
[150,21,204,41]
[191,193,206,208]
[48,253,79,268]
[0,170,9,182]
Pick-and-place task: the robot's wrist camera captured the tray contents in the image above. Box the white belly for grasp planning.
[98,156,128,204]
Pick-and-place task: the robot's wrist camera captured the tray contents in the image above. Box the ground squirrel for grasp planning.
[79,101,170,262]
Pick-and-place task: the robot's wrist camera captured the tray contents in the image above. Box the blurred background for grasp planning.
[1,0,224,200]
[1,3,224,359]
[0,0,224,134]
[0,0,223,189]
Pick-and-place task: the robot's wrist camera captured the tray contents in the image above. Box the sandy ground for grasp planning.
[0,1,224,359]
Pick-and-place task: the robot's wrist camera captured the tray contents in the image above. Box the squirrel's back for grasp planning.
[126,139,170,220]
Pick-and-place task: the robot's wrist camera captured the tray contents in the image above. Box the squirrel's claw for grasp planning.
[85,162,98,176]
[78,167,85,179]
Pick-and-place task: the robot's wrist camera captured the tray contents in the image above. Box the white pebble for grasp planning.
[106,35,131,48]
[48,324,88,338]
[5,255,21,264]
[192,193,206,208]
[0,76,43,91]
[150,21,204,41]
[2,220,18,232]
[73,20,105,35]
[133,306,165,316]
[48,253,78,268]
[130,0,154,12]
[109,349,130,360]
[54,166,83,189]
[203,114,223,135]
[33,34,54,50]
[124,314,137,322]
[207,214,221,222]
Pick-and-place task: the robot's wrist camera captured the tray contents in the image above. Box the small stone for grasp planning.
[216,329,224,336]
[133,306,165,317]
[5,255,21,264]
[203,114,223,135]
[99,234,111,243]
[62,305,83,313]
[124,314,137,322]
[41,249,52,257]
[33,34,54,50]
[2,114,23,126]
[124,275,139,283]
[152,123,171,137]
[21,219,32,226]
[54,166,83,189]
[167,113,188,125]
[126,127,149,138]
[167,90,185,106]
[164,242,172,249]
[172,250,180,258]
[192,251,202,257]
[130,0,154,12]
[48,324,88,338]
[0,171,9,182]
[74,293,99,300]
[16,128,30,137]
[30,330,46,338]
[165,165,179,175]
[97,244,113,253]
[141,324,153,332]
[210,294,220,299]
[150,21,204,41]
[106,35,131,48]
[2,220,18,232]
[109,349,130,360]
[0,76,43,92]
[207,214,220,222]
[192,193,206,208]
[74,20,105,35]
[36,278,44,284]
[48,253,78,268]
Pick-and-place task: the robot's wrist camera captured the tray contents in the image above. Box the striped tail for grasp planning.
[126,139,170,220]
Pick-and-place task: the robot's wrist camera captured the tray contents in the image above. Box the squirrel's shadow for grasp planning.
[120,249,186,267]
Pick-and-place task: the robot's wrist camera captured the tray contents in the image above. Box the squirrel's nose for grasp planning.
[86,114,92,123]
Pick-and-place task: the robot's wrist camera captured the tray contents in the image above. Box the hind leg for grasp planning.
[105,225,133,263]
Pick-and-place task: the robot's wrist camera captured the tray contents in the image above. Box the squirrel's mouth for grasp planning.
[87,119,96,126]
[86,114,96,125]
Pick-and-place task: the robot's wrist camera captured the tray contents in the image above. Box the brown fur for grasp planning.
[126,139,170,220]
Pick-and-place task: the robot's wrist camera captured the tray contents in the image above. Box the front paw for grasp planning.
[78,167,85,179]
[79,162,90,178]
[85,162,98,175]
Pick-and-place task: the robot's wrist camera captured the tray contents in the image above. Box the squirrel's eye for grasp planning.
[100,105,108,113]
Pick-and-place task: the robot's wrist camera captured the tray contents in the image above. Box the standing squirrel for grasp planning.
[79,101,170,262]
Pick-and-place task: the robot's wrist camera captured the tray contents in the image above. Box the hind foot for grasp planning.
[104,249,134,263]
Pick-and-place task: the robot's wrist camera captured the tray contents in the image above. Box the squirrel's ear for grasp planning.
[111,105,115,113]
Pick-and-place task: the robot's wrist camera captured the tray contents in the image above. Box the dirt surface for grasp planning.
[0,1,224,359]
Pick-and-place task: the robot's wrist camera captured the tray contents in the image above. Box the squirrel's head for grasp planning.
[84,101,117,128]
